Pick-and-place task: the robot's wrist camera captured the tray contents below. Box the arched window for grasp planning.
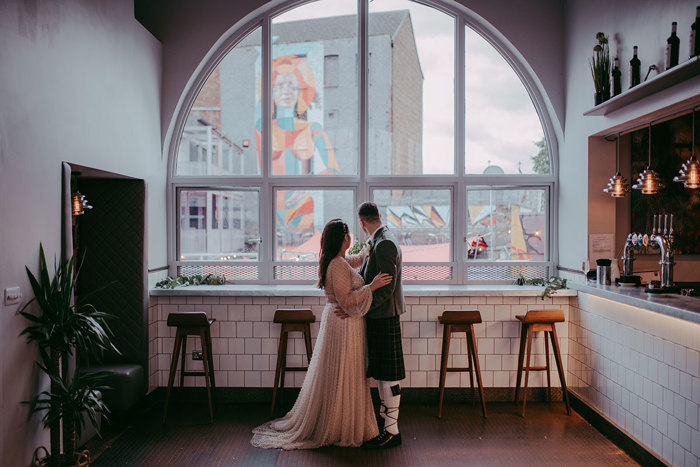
[170,0,556,284]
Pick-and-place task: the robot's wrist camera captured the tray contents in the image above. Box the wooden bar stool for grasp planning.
[514,309,570,417]
[438,310,486,418]
[271,308,315,416]
[162,312,216,424]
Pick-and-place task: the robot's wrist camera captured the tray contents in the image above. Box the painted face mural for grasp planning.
[256,55,339,234]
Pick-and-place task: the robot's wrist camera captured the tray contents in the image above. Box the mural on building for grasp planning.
[256,54,339,233]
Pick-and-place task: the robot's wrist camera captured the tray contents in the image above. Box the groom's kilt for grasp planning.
[366,315,405,381]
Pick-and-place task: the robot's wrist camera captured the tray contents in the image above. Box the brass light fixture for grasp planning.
[673,108,699,189]
[603,134,630,197]
[632,123,665,195]
[72,191,92,216]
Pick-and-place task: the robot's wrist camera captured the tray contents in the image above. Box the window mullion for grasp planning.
[455,18,466,282]
[359,0,368,205]
[260,13,273,283]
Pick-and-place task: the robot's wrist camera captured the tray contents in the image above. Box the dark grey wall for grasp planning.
[76,178,147,370]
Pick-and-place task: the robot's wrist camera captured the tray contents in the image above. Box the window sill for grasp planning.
[149,284,578,297]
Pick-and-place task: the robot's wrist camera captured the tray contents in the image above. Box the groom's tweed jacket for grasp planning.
[360,226,406,320]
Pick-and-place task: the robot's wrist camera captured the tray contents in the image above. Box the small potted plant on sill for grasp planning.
[20,244,117,467]
[590,32,611,105]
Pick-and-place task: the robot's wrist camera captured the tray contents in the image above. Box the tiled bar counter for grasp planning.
[566,283,700,466]
[147,286,575,396]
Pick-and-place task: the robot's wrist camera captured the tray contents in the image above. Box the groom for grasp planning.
[357,202,406,449]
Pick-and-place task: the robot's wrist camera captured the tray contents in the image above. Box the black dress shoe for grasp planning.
[362,430,402,449]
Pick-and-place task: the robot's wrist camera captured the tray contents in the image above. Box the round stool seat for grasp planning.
[439,310,482,325]
[274,308,316,324]
[515,309,564,324]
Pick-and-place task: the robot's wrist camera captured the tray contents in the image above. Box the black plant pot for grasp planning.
[594,91,603,105]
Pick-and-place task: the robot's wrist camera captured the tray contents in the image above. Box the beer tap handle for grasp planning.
[664,214,668,236]
[652,215,657,236]
[669,214,673,236]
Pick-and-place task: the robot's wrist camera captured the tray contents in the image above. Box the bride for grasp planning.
[251,218,391,449]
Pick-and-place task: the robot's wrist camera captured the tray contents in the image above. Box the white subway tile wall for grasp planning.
[148,294,569,393]
[569,292,700,466]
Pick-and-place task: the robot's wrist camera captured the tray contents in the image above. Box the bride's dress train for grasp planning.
[251,256,379,449]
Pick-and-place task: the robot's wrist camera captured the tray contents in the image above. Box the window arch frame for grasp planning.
[166,0,559,285]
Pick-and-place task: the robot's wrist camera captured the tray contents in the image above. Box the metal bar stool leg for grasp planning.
[438,324,451,419]
[550,326,571,415]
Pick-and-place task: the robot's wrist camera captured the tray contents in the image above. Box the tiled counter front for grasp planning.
[568,292,700,466]
[147,287,574,396]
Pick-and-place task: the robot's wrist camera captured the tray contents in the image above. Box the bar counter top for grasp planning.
[149,284,579,297]
[569,281,700,324]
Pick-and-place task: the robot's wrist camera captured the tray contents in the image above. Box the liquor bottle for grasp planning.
[665,21,680,69]
[691,6,700,58]
[611,57,622,96]
[629,46,641,88]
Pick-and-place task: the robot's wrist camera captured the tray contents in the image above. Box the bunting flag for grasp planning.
[412,205,431,226]
[387,210,401,228]
[430,205,446,228]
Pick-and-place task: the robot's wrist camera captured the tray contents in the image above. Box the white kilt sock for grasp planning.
[378,380,401,435]
[377,382,387,424]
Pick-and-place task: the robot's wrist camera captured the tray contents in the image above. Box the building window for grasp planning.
[170,0,555,284]
[324,55,339,87]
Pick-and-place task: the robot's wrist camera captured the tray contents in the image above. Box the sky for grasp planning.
[275,0,546,174]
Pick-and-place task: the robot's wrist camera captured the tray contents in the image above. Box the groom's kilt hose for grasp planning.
[366,315,405,381]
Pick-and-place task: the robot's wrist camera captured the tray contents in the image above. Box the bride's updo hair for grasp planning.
[317,218,349,289]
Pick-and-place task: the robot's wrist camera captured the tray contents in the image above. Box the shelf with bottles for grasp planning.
[584,55,700,117]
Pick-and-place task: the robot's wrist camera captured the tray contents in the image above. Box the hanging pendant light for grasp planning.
[71,191,92,216]
[673,108,699,189]
[603,134,630,197]
[632,123,665,195]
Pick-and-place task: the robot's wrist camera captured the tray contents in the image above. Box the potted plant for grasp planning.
[590,32,611,105]
[20,244,117,467]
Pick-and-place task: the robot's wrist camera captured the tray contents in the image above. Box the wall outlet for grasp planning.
[4,286,22,305]
[192,350,203,361]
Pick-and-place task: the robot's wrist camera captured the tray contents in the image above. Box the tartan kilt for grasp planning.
[366,315,405,381]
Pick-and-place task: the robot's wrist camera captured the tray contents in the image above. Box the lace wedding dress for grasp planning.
[251,255,379,449]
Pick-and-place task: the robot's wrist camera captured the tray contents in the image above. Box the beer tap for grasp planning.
[647,213,675,289]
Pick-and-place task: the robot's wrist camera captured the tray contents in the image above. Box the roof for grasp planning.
[239,10,409,46]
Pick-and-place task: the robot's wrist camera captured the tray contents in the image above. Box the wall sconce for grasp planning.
[673,108,699,189]
[72,192,92,216]
[632,123,665,195]
[242,139,250,148]
[603,134,630,197]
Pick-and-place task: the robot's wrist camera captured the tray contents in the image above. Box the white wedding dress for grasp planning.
[251,255,379,449]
